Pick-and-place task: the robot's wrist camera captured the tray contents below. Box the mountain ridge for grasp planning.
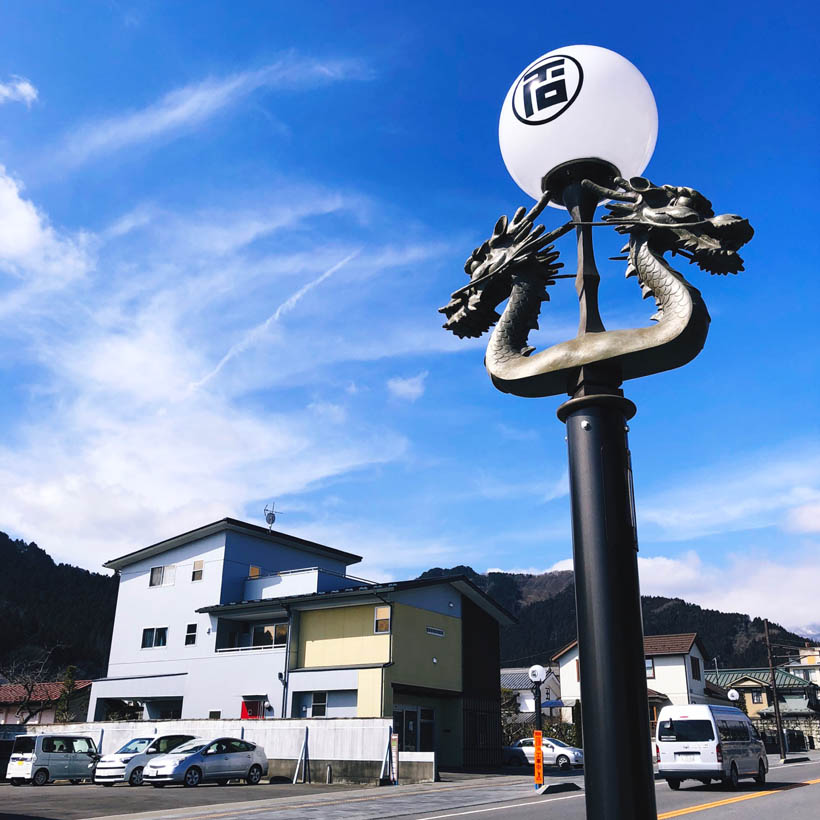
[418,565,814,669]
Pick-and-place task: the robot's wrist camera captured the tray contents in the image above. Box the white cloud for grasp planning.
[785,501,820,533]
[387,371,429,402]
[0,76,37,107]
[537,549,819,636]
[638,445,820,540]
[0,166,92,311]
[59,55,371,167]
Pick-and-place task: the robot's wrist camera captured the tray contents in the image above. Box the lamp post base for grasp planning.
[558,392,657,820]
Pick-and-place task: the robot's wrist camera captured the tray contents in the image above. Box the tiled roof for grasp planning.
[705,668,815,689]
[552,633,700,661]
[643,633,697,656]
[0,680,91,705]
[501,672,535,690]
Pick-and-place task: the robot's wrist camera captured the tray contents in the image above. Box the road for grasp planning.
[1,756,818,820]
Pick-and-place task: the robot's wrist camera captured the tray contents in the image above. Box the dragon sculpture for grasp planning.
[439,176,753,397]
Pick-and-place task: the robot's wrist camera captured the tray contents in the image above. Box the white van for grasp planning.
[6,734,99,786]
[656,704,768,790]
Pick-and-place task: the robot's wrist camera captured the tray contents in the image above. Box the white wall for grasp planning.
[11,717,393,761]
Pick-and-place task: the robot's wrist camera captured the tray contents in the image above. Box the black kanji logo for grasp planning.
[512,54,583,126]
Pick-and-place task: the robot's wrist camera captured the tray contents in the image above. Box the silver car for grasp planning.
[507,736,584,769]
[94,734,195,786]
[143,737,268,787]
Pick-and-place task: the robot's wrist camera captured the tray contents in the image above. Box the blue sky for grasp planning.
[0,2,817,632]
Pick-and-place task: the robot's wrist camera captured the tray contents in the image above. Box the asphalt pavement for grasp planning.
[0,754,818,820]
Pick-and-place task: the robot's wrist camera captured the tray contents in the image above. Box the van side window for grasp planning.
[71,737,95,754]
[42,737,56,753]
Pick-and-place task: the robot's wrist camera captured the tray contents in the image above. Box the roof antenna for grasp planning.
[263,502,283,531]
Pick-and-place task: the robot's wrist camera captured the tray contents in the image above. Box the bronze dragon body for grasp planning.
[440,176,753,397]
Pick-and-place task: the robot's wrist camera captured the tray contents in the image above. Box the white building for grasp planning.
[552,633,728,726]
[784,645,820,687]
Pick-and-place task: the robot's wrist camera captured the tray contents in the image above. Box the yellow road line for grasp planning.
[657,778,820,818]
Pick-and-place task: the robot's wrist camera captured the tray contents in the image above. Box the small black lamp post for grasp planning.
[441,44,753,820]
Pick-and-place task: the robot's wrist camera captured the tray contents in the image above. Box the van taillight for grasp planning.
[655,744,660,763]
[716,743,722,762]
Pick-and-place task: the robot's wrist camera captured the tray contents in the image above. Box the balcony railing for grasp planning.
[215,644,281,653]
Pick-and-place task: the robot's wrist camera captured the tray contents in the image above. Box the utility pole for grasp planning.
[764,619,787,761]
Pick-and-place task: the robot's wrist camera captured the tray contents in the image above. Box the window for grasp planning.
[141,627,168,648]
[658,720,715,742]
[191,560,204,582]
[185,624,197,646]
[691,656,701,681]
[249,565,261,578]
[229,739,254,752]
[718,720,749,742]
[751,689,763,704]
[252,623,288,647]
[645,658,655,679]
[426,626,445,637]
[70,737,95,754]
[149,565,175,587]
[374,605,391,634]
[312,691,327,717]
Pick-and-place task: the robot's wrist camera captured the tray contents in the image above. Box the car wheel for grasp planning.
[726,763,739,790]
[556,755,570,771]
[246,764,263,785]
[129,767,144,787]
[32,769,49,787]
[754,760,766,785]
[183,766,202,787]
[667,778,681,791]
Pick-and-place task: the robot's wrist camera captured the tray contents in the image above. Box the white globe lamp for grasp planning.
[499,45,658,207]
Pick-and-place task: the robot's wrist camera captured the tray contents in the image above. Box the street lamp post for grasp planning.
[440,45,753,820]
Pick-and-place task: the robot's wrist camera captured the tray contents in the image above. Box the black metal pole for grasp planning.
[764,619,787,760]
[556,180,658,820]
[533,681,543,734]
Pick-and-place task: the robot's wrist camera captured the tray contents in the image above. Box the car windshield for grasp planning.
[658,719,715,742]
[116,738,152,754]
[546,738,569,747]
[12,737,35,754]
[170,742,206,754]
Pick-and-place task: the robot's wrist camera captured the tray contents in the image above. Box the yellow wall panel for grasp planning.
[298,605,391,668]
[356,667,384,717]
[389,603,462,692]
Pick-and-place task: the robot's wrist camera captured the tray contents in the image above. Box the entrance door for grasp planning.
[403,709,418,752]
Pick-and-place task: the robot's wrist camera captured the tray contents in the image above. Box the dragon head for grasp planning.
[602,176,754,275]
[439,203,566,338]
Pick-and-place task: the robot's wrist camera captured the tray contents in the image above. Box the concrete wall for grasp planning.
[298,605,390,668]
[3,717,438,784]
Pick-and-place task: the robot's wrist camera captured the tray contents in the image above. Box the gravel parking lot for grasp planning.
[0,779,362,820]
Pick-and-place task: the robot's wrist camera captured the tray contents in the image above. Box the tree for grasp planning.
[0,647,60,724]
[55,665,78,723]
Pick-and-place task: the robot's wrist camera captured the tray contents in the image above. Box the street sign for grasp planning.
[533,729,544,788]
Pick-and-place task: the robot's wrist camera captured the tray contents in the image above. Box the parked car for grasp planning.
[6,734,99,785]
[504,736,584,769]
[142,737,268,787]
[94,733,196,786]
[656,704,768,790]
